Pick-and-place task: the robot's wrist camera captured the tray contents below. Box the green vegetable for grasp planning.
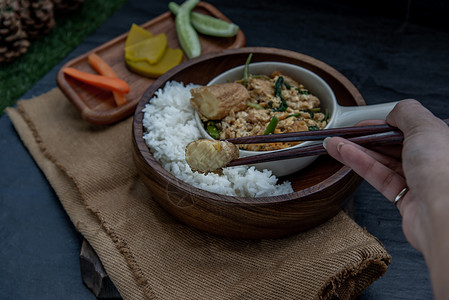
[264,116,279,135]
[175,0,201,59]
[243,53,253,86]
[283,80,293,89]
[324,108,329,122]
[298,88,310,95]
[273,76,288,112]
[307,110,314,119]
[247,101,264,109]
[206,121,220,139]
[169,2,239,37]
[308,125,319,131]
[287,112,301,118]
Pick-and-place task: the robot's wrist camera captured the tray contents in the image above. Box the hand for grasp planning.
[323,99,449,299]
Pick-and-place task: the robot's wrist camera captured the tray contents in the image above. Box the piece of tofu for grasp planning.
[190,83,249,121]
[185,139,239,173]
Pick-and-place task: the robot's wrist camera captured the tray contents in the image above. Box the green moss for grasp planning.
[0,0,128,114]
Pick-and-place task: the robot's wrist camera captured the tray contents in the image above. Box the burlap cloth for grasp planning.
[6,88,391,300]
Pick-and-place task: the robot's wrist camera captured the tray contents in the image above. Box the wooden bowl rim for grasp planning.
[133,47,363,205]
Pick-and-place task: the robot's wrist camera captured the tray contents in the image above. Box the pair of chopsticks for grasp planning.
[225,119,449,167]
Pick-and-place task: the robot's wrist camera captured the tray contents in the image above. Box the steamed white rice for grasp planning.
[142,81,293,197]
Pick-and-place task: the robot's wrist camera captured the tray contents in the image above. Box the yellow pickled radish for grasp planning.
[126,48,183,78]
[124,33,167,64]
[125,23,153,48]
[124,23,184,78]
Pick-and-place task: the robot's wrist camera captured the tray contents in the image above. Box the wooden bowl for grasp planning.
[132,47,364,239]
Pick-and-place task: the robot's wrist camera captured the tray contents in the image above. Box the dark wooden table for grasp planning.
[2,0,448,298]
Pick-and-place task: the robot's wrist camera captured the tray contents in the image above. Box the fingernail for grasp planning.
[337,142,345,152]
[322,137,330,150]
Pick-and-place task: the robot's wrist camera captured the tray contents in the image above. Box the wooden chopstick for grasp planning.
[226,130,404,167]
[225,118,449,167]
[224,123,399,144]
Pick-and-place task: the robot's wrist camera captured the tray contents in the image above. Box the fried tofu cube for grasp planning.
[190,83,249,121]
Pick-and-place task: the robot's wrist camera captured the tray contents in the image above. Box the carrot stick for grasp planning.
[63,67,130,94]
[88,53,127,106]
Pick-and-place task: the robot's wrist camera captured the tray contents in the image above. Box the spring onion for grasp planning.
[247,101,264,109]
[264,116,279,135]
[273,76,288,112]
[243,53,253,86]
[206,121,220,139]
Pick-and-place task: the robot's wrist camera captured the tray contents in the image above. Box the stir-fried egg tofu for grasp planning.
[190,83,249,121]
[185,139,239,173]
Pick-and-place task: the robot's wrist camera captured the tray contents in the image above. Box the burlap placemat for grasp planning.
[6,88,391,300]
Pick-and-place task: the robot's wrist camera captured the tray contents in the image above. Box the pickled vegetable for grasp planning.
[125,23,153,48]
[125,48,183,78]
[124,33,167,64]
[124,24,183,78]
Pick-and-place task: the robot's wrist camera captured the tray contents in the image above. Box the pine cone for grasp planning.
[51,0,83,14]
[17,0,55,40]
[0,1,31,62]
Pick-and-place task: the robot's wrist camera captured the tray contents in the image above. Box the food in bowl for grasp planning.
[141,81,293,197]
[185,139,239,173]
[190,70,329,152]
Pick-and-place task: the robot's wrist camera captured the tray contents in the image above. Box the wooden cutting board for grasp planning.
[57,2,246,125]
[80,239,121,299]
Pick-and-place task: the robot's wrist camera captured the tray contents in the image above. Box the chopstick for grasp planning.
[226,119,449,167]
[226,131,403,167]
[224,123,399,144]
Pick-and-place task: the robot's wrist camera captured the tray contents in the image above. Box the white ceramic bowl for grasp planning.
[194,62,397,176]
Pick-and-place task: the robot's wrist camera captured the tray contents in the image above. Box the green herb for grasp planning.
[247,101,264,109]
[287,112,301,118]
[264,116,279,135]
[273,76,288,112]
[306,110,314,119]
[243,53,253,86]
[206,121,220,139]
[308,125,319,131]
[283,81,292,89]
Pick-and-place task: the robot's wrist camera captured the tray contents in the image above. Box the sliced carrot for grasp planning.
[63,67,130,94]
[88,53,127,106]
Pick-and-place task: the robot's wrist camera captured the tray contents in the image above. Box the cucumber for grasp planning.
[169,2,239,37]
[175,0,201,59]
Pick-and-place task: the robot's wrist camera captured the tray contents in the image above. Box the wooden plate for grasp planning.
[56,2,246,125]
[132,47,365,239]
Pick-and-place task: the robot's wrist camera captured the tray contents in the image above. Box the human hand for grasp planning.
[323,99,449,299]
[323,99,449,253]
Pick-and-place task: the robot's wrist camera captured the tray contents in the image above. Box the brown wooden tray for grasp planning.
[56,2,246,125]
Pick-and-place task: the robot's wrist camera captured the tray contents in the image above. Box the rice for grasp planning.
[142,81,293,197]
